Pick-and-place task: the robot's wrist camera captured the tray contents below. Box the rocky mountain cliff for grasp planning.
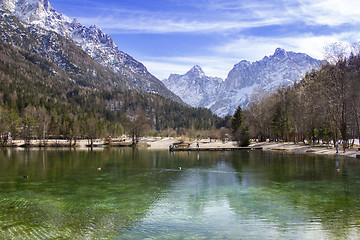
[164,48,323,116]
[164,65,223,108]
[0,9,135,90]
[0,0,181,102]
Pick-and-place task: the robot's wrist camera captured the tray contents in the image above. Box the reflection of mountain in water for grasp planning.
[127,151,360,239]
[0,150,359,239]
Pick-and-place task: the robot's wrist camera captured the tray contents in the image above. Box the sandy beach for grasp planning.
[145,137,237,150]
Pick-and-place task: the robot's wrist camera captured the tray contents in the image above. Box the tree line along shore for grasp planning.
[2,137,359,161]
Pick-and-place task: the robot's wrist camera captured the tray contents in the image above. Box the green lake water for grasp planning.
[0,149,360,239]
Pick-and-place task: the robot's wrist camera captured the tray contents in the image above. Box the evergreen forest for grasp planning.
[0,39,224,146]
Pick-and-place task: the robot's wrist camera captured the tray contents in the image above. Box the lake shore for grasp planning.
[4,138,360,158]
[250,141,359,159]
[146,138,360,159]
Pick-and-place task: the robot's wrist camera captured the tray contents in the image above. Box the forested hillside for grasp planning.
[0,5,225,146]
[0,39,222,145]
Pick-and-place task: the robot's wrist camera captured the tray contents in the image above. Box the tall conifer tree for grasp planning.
[231,105,243,134]
[231,105,250,146]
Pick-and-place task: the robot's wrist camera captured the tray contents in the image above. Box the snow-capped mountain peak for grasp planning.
[1,0,72,37]
[0,0,181,102]
[1,0,51,15]
[274,47,286,56]
[163,65,223,108]
[187,65,205,77]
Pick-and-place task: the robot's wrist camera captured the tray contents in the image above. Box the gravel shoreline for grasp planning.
[250,142,360,159]
[147,138,360,158]
[4,138,360,158]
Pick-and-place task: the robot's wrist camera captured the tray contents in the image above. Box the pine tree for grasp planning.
[231,105,243,134]
[231,105,250,146]
[238,125,250,147]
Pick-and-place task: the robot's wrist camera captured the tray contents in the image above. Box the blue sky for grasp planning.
[50,0,360,79]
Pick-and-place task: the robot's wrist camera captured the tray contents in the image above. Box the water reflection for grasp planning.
[0,149,360,239]
[124,151,360,239]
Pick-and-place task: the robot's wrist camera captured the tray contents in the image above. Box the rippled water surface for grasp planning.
[0,149,360,239]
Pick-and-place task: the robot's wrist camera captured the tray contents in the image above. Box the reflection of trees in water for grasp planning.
[1,150,360,239]
[226,152,360,239]
[0,149,184,239]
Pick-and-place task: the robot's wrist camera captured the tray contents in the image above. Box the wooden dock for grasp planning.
[169,147,263,151]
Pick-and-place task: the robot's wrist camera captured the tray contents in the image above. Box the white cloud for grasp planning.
[297,0,360,26]
[142,56,237,80]
[74,0,360,34]
[77,15,286,34]
[68,0,360,80]
[141,61,191,80]
[213,30,360,62]
[73,1,292,34]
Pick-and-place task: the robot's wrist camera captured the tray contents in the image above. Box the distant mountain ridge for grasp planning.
[164,48,323,116]
[0,0,181,102]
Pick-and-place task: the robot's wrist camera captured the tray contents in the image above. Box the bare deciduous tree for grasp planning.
[126,110,150,145]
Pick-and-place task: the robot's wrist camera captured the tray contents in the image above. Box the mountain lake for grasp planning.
[0,148,359,239]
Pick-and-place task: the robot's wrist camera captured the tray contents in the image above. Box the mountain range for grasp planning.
[163,48,323,116]
[0,0,181,102]
[1,0,324,119]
